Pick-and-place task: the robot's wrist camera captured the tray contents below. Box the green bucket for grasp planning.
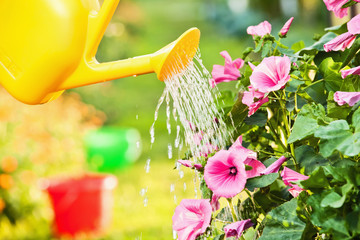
[84,127,141,172]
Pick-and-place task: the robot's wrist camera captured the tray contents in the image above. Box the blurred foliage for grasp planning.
[0,89,104,239]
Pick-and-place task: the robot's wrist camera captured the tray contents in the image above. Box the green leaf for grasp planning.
[304,81,327,104]
[262,41,272,58]
[254,38,264,53]
[320,191,344,208]
[259,198,306,240]
[314,120,360,157]
[295,145,328,175]
[227,92,248,127]
[216,90,236,109]
[300,167,330,191]
[286,79,303,93]
[319,57,343,92]
[298,32,337,55]
[307,194,351,238]
[325,22,348,35]
[246,173,279,191]
[288,103,330,143]
[352,107,360,132]
[291,41,305,52]
[244,110,268,127]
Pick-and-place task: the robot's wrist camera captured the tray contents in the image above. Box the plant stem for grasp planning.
[267,121,287,152]
[227,198,239,222]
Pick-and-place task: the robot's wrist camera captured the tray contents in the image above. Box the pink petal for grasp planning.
[247,97,269,117]
[178,160,194,168]
[247,21,272,37]
[324,32,356,52]
[204,150,247,198]
[281,167,309,187]
[173,199,212,240]
[229,135,257,160]
[280,17,294,36]
[341,66,360,79]
[244,158,266,178]
[224,219,253,238]
[334,91,360,106]
[248,62,257,71]
[288,185,305,198]
[348,14,360,35]
[323,0,349,18]
[250,56,291,93]
[194,164,203,170]
[260,156,287,175]
[211,195,221,212]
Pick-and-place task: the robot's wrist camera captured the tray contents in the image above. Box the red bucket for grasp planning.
[44,174,117,236]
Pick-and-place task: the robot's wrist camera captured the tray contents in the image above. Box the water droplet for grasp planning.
[136,114,139,120]
[139,187,147,196]
[143,197,148,207]
[183,182,187,191]
[145,158,151,173]
[174,195,177,203]
[150,124,155,144]
[168,143,173,159]
[173,230,177,239]
[133,75,137,77]
[179,170,184,179]
[170,184,175,193]
[136,141,140,149]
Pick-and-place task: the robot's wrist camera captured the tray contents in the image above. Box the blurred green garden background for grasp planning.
[0,0,344,239]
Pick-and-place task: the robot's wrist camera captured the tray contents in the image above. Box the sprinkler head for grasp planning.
[151,28,201,81]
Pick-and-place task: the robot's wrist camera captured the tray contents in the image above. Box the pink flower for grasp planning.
[341,66,360,79]
[348,14,360,35]
[224,219,253,239]
[172,199,212,240]
[211,195,220,212]
[209,51,244,88]
[260,156,287,175]
[204,150,247,198]
[250,56,291,93]
[324,32,356,52]
[334,91,360,106]
[247,21,272,37]
[242,85,269,117]
[279,17,294,37]
[281,167,309,197]
[323,0,349,18]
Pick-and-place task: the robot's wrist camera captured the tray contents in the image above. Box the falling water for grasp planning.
[161,49,231,161]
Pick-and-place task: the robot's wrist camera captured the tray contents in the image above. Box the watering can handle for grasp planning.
[85,0,120,59]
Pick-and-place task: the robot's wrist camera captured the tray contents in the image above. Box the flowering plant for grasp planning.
[173,1,360,239]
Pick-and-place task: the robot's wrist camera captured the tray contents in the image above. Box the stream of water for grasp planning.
[152,49,231,163]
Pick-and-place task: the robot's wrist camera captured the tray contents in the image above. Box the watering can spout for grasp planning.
[59,28,200,90]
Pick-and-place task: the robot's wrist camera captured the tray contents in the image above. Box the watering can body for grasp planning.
[0,0,200,105]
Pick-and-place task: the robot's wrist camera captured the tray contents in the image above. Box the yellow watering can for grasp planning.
[0,0,200,105]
